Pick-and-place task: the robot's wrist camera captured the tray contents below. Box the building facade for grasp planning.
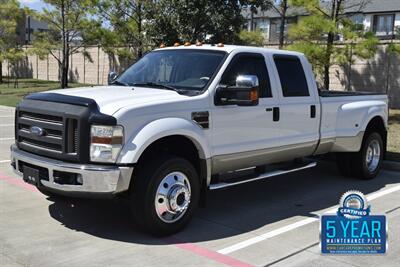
[243,0,400,44]
[16,10,49,45]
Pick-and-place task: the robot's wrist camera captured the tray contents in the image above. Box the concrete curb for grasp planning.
[382,160,400,172]
[0,105,15,111]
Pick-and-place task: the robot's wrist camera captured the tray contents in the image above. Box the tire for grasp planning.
[351,132,384,179]
[129,155,200,236]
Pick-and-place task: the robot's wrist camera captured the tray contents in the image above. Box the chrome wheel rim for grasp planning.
[155,171,191,223]
[366,139,381,172]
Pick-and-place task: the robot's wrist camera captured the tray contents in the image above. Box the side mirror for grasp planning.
[215,75,259,106]
[107,71,118,85]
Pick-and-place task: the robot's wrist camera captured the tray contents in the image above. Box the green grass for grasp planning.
[387,109,400,161]
[0,78,87,107]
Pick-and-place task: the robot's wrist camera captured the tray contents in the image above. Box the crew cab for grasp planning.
[10,45,388,235]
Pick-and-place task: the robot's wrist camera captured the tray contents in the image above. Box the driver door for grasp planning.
[211,52,280,173]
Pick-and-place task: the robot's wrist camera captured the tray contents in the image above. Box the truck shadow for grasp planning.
[47,161,399,246]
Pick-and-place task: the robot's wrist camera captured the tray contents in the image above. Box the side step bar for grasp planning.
[209,161,317,190]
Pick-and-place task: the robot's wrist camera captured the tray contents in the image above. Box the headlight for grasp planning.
[90,125,124,163]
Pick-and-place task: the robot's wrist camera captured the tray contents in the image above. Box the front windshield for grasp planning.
[116,49,226,92]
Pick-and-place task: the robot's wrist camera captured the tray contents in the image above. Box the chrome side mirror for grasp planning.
[215,75,260,106]
[107,71,118,85]
[236,75,259,88]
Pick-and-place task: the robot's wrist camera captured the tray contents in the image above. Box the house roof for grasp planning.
[242,6,307,19]
[351,0,400,13]
[243,0,400,19]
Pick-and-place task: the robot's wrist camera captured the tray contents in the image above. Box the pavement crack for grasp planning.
[264,242,319,266]
[385,206,400,214]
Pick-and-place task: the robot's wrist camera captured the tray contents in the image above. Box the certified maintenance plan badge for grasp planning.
[320,190,387,254]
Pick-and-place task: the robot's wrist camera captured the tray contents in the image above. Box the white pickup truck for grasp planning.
[11,45,388,235]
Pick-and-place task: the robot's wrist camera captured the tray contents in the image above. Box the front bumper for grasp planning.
[10,145,133,196]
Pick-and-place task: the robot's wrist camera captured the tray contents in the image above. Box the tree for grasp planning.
[239,29,265,46]
[146,0,272,46]
[92,0,151,61]
[5,47,25,88]
[385,27,400,94]
[31,0,98,88]
[289,0,373,89]
[0,0,20,83]
[271,0,289,49]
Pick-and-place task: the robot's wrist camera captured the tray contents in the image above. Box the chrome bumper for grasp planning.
[10,145,133,195]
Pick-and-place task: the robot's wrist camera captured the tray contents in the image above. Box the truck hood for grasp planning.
[47,86,188,115]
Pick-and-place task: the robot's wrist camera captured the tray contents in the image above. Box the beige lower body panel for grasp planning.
[211,141,318,174]
[314,131,365,154]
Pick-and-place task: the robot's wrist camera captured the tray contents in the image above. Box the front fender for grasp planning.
[117,117,210,164]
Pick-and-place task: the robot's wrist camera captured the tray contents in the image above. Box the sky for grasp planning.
[20,0,46,11]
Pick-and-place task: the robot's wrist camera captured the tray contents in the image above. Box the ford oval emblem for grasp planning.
[30,126,45,136]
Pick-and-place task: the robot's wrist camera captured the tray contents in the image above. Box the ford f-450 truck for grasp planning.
[10,45,388,235]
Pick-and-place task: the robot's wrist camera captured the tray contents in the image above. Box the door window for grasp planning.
[273,55,309,97]
[220,53,272,98]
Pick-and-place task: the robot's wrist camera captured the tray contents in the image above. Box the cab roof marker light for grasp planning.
[174,42,180,47]
[184,42,191,46]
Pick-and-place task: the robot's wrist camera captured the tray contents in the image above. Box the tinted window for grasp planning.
[274,55,309,97]
[220,54,272,98]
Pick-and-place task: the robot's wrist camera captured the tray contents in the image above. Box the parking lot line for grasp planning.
[218,184,400,255]
[165,237,254,267]
[0,172,38,193]
[0,138,14,141]
[0,160,11,163]
[0,124,14,127]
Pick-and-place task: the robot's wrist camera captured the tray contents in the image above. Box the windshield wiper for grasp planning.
[110,80,129,86]
[131,82,180,92]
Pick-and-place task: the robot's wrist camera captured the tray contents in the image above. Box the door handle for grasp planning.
[273,107,280,122]
[310,105,316,118]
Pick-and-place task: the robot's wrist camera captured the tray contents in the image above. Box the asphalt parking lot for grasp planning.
[1,105,400,267]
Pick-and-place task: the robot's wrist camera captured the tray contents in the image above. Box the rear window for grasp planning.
[273,55,309,97]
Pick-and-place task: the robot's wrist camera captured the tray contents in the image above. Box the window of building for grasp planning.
[255,18,269,34]
[373,14,395,36]
[350,14,365,31]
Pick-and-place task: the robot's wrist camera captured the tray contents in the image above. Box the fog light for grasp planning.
[77,175,83,185]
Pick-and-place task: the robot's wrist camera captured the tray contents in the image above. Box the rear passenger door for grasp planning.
[271,54,320,153]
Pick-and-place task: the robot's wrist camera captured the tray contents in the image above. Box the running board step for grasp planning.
[209,161,317,190]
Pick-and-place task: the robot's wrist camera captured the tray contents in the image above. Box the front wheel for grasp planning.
[130,155,200,236]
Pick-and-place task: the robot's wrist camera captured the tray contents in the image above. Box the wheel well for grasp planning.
[365,116,387,157]
[137,135,206,184]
